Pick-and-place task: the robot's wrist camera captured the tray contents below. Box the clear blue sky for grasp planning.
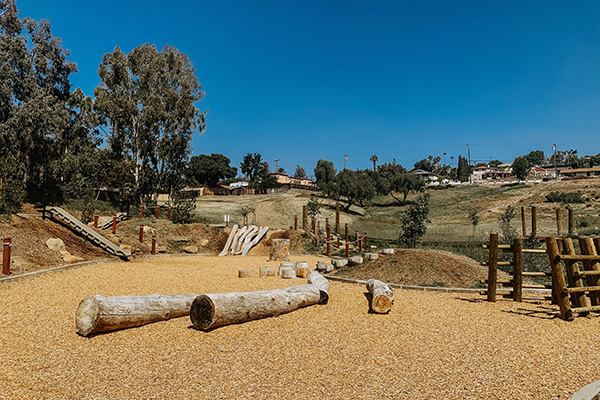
[18,0,600,176]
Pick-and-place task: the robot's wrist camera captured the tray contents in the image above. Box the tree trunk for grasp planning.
[366,279,394,313]
[229,225,249,255]
[218,224,239,257]
[270,239,290,261]
[308,271,330,304]
[241,226,269,256]
[75,293,198,337]
[189,285,321,331]
[233,225,257,254]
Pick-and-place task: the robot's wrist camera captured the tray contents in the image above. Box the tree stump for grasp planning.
[270,239,290,261]
[75,293,198,337]
[189,285,320,330]
[297,266,310,278]
[280,267,296,279]
[366,279,394,314]
[260,267,275,277]
[279,262,295,275]
[238,269,254,278]
[308,271,330,305]
[364,253,379,260]
[382,248,395,255]
[331,258,348,268]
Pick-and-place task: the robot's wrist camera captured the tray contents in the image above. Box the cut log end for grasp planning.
[75,296,100,336]
[190,295,216,330]
[371,295,392,314]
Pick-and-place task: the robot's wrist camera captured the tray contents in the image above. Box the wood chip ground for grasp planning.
[0,255,598,399]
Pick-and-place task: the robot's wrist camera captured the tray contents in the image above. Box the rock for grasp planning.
[182,245,199,254]
[60,251,81,264]
[46,238,66,252]
[200,239,209,247]
[348,255,363,266]
[316,263,327,272]
[370,245,377,249]
[364,253,379,260]
[325,263,334,273]
[107,234,121,244]
[331,258,348,268]
[143,226,156,236]
[382,248,395,255]
[120,244,134,253]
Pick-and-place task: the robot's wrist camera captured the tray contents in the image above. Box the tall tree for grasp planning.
[335,169,375,211]
[0,0,79,199]
[94,44,206,201]
[457,156,470,182]
[314,159,336,197]
[512,156,529,181]
[240,152,269,188]
[370,155,378,171]
[187,153,236,187]
[293,165,307,179]
[523,150,545,167]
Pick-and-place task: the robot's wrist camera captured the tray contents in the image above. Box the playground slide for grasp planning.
[45,206,131,259]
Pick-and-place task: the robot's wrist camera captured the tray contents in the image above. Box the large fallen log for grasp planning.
[234,225,257,254]
[75,293,198,337]
[308,271,330,305]
[190,284,320,331]
[218,225,239,257]
[241,226,269,256]
[366,279,394,313]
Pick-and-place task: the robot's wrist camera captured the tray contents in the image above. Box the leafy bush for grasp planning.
[399,193,430,248]
[498,206,518,244]
[171,191,197,224]
[545,191,584,203]
[0,156,25,218]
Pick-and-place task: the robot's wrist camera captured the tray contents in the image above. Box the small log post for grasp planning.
[75,293,198,337]
[270,239,290,261]
[2,238,11,275]
[238,269,253,278]
[578,237,600,306]
[356,231,360,251]
[512,237,523,302]
[366,279,394,313]
[363,232,367,250]
[521,206,527,237]
[302,205,308,230]
[326,218,330,256]
[335,201,340,234]
[93,213,99,228]
[486,233,499,302]
[531,206,537,237]
[294,215,297,230]
[151,236,156,255]
[140,204,144,219]
[189,285,321,331]
[155,205,160,219]
[545,237,573,320]
[561,238,591,310]
[139,225,144,243]
[345,242,350,259]
[260,267,275,277]
[568,208,574,236]
[308,271,330,304]
[281,266,296,279]
[345,223,349,242]
[556,208,562,236]
[112,214,117,234]
[297,266,310,278]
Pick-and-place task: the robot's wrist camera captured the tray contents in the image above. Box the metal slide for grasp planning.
[45,206,131,259]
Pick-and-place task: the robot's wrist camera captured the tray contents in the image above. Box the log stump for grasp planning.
[238,269,254,278]
[279,262,295,275]
[348,255,363,266]
[366,279,394,314]
[189,285,320,330]
[331,258,348,268]
[280,267,296,279]
[270,239,290,261]
[297,266,310,278]
[259,267,275,277]
[382,248,395,255]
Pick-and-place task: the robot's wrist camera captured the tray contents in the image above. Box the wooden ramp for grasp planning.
[46,206,131,259]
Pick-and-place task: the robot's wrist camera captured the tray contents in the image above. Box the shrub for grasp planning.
[399,193,430,248]
[171,190,197,224]
[498,206,518,244]
[545,191,584,204]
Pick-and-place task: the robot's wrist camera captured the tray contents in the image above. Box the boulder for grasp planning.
[182,245,199,254]
[60,251,81,264]
[200,239,209,247]
[46,238,66,252]
[382,248,395,255]
[120,244,134,253]
[364,253,379,260]
[143,226,157,236]
[348,255,363,266]
[331,258,348,268]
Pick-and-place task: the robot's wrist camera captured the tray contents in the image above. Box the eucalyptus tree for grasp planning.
[94,44,206,201]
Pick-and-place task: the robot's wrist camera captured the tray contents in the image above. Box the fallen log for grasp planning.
[190,284,321,331]
[75,293,197,337]
[229,226,248,255]
[307,271,330,305]
[241,226,269,256]
[234,225,257,254]
[218,225,239,257]
[366,279,394,313]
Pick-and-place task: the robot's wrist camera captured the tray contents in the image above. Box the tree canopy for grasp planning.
[293,165,307,179]
[187,153,236,187]
[314,159,336,197]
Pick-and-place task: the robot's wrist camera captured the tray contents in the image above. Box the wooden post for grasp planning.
[139,225,144,243]
[366,279,394,313]
[326,218,330,256]
[363,232,367,250]
[151,236,156,255]
[140,204,144,219]
[487,233,498,302]
[335,201,340,234]
[356,231,360,251]
[112,214,117,234]
[556,208,562,237]
[545,237,573,320]
[337,234,340,249]
[302,205,308,230]
[345,223,349,242]
[155,205,160,219]
[93,213,99,228]
[2,238,11,275]
[512,237,523,302]
[561,238,590,310]
[568,208,574,236]
[345,241,350,259]
[521,206,527,237]
[168,206,171,220]
[531,206,537,238]
[294,215,297,230]
[578,237,600,306]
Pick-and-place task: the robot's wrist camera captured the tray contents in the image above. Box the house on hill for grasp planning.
[271,173,317,189]
[560,167,600,179]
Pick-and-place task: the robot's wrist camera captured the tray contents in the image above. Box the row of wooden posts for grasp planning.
[520,206,576,237]
[484,233,600,320]
[293,215,367,258]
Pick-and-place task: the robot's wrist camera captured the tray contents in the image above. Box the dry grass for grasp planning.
[0,255,598,399]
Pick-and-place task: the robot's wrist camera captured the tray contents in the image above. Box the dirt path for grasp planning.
[0,255,597,399]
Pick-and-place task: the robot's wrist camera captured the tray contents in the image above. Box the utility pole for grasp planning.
[344,155,348,170]
[274,159,279,172]
[466,144,471,184]
[553,144,558,181]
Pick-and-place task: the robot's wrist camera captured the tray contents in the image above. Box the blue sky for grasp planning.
[18,0,600,176]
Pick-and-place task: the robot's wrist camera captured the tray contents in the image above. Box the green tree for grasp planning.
[0,155,25,217]
[512,156,529,181]
[498,206,517,243]
[314,159,337,197]
[524,150,545,167]
[413,157,434,172]
[376,163,424,204]
[334,169,375,211]
[240,153,269,188]
[94,44,206,201]
[370,155,378,171]
[187,154,237,187]
[489,160,502,168]
[399,193,431,248]
[457,156,470,182]
[293,165,307,179]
